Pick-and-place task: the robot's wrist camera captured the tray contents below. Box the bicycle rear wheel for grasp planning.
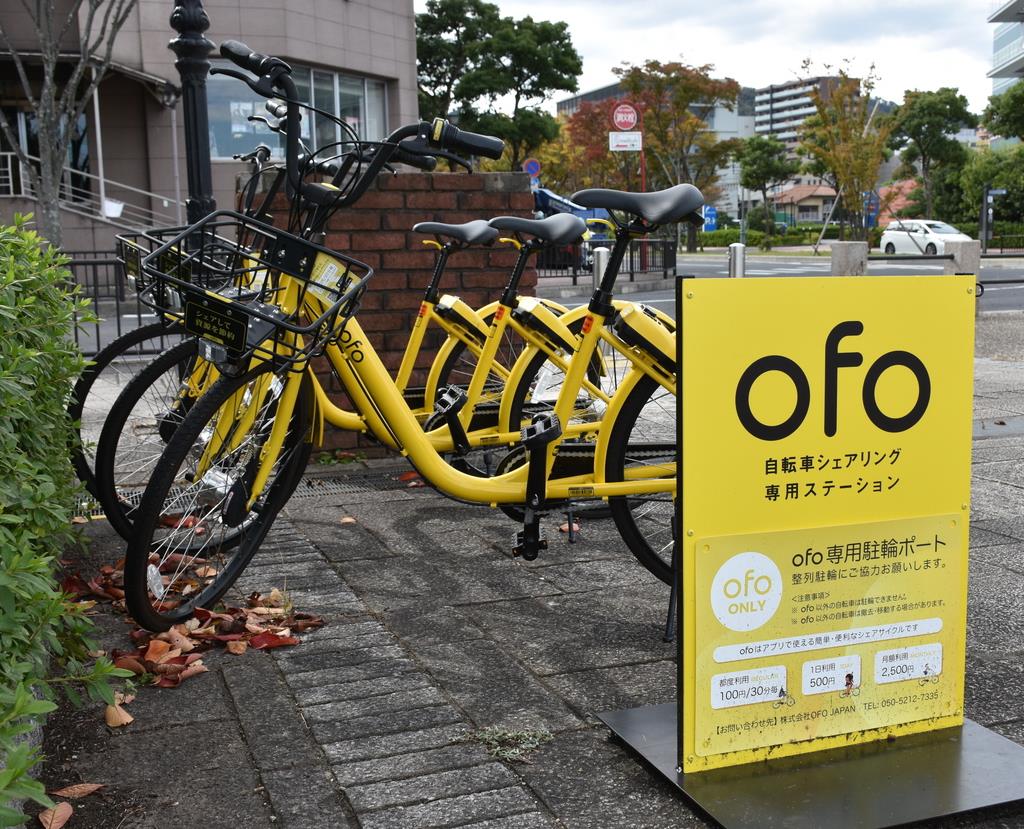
[604,374,677,584]
[94,339,207,540]
[125,362,313,631]
[69,321,185,497]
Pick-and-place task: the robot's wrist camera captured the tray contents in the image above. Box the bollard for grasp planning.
[942,240,981,277]
[830,242,868,276]
[593,246,610,290]
[728,243,745,278]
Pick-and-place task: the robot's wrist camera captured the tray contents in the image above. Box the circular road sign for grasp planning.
[522,158,541,177]
[612,103,639,131]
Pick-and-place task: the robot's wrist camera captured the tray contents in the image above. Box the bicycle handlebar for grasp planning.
[220,40,289,76]
[427,118,504,160]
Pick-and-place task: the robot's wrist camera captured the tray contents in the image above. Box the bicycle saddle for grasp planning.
[412,219,499,246]
[487,213,585,245]
[571,183,705,225]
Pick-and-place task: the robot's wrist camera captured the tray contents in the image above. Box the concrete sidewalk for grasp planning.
[41,313,1024,829]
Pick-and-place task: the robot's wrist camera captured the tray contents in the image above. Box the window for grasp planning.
[207,61,388,161]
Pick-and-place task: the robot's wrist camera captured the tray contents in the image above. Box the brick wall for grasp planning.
[294,170,537,453]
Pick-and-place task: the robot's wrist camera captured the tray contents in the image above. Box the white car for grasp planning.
[880,220,973,255]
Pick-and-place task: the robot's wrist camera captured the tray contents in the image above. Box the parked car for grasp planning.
[880,220,973,255]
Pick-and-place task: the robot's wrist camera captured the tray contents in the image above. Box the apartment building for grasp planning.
[753,77,843,147]
[0,0,419,250]
[989,0,1024,97]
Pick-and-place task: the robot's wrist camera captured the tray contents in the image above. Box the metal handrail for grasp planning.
[0,151,183,229]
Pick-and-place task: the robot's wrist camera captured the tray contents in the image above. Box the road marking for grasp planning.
[982,284,1024,291]
[868,264,944,271]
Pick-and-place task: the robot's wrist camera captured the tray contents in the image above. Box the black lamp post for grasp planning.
[169,0,216,223]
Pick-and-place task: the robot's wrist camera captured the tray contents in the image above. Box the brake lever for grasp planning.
[398,136,470,172]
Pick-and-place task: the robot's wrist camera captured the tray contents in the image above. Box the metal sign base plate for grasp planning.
[597,704,1024,828]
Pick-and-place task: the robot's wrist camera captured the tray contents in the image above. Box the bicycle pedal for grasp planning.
[512,528,547,561]
[434,385,467,415]
[521,413,561,448]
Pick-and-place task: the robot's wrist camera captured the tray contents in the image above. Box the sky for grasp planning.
[412,0,999,114]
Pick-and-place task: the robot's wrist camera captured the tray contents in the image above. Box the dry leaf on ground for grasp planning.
[50,783,105,799]
[558,522,581,533]
[226,640,248,655]
[104,704,134,728]
[339,516,357,525]
[37,802,73,829]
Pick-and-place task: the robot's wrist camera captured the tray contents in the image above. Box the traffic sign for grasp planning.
[609,131,642,152]
[989,188,1007,196]
[703,205,718,231]
[522,158,541,177]
[612,103,639,131]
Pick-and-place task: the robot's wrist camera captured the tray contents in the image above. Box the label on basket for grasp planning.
[184,299,248,353]
[308,252,350,306]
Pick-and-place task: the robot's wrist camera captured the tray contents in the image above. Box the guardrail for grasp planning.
[536,239,676,286]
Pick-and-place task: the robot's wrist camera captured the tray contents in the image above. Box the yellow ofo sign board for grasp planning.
[679,276,975,772]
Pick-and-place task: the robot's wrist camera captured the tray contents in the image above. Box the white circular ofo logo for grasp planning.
[710,552,782,632]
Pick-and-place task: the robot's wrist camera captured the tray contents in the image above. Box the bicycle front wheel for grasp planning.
[125,362,313,631]
[69,321,185,497]
[604,374,677,584]
[94,339,207,540]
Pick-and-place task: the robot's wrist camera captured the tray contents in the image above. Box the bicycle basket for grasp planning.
[140,210,373,366]
[116,225,187,294]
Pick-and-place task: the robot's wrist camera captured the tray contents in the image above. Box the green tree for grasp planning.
[456,16,581,169]
[735,135,799,244]
[982,81,1024,142]
[798,70,893,240]
[415,0,502,121]
[887,88,977,217]
[613,59,740,249]
[960,144,1024,228]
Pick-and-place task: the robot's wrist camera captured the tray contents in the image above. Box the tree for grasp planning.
[959,144,1024,229]
[982,81,1024,142]
[797,69,893,240]
[613,59,740,249]
[456,16,581,170]
[415,0,502,121]
[536,99,635,194]
[887,88,977,218]
[735,135,799,244]
[0,0,137,246]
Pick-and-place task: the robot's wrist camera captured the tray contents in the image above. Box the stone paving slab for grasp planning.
[43,319,1024,827]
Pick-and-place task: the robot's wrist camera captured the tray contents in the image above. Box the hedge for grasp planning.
[0,216,127,827]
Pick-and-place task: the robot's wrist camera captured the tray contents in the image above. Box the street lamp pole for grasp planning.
[169,0,216,223]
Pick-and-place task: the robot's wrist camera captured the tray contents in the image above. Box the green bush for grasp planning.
[0,216,128,826]
[697,228,765,248]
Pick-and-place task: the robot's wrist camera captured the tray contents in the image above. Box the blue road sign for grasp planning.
[703,206,718,231]
[523,158,541,177]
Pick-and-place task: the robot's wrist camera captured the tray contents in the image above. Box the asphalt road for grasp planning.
[628,256,1024,316]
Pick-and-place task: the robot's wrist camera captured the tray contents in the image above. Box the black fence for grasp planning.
[536,239,677,286]
[67,252,171,356]
[986,225,1024,255]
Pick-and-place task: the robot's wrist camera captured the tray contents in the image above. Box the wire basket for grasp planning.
[116,225,187,297]
[140,210,373,366]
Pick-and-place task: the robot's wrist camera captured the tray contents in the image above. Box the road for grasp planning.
[623,256,1024,316]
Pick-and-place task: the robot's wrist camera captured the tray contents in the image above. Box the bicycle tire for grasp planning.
[69,321,185,497]
[125,363,313,631]
[604,374,677,584]
[94,339,203,540]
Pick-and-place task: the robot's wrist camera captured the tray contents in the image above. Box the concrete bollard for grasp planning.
[943,240,981,276]
[830,242,868,276]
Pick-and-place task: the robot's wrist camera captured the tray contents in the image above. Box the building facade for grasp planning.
[753,77,842,147]
[989,0,1024,97]
[0,0,419,250]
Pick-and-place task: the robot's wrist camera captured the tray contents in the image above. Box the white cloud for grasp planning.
[413,0,999,112]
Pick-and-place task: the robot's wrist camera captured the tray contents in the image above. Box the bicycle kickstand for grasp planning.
[663,512,680,642]
[512,413,562,561]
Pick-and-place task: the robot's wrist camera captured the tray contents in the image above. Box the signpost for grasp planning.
[703,206,718,232]
[599,276,1024,828]
[612,103,638,131]
[608,131,642,152]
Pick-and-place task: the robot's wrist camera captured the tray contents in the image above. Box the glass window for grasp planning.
[207,62,388,160]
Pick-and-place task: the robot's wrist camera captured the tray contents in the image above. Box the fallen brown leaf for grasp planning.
[71,515,89,525]
[249,631,300,650]
[558,522,581,533]
[195,566,218,578]
[104,704,134,728]
[37,802,72,829]
[397,470,420,482]
[226,640,248,655]
[339,516,357,525]
[50,783,105,799]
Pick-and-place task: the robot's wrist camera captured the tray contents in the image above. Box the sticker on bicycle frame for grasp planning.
[184,299,248,352]
[308,252,351,305]
[679,276,975,771]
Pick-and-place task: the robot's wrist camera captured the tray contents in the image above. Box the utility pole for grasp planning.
[169,0,216,223]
